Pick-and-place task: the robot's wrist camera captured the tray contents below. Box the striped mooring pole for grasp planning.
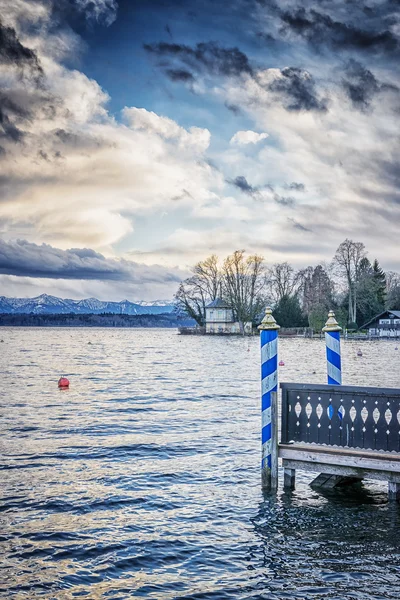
[258,307,280,489]
[322,310,342,385]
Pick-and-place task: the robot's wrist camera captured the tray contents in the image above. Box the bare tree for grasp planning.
[299,264,334,314]
[386,271,400,294]
[192,254,222,300]
[333,239,366,324]
[266,262,300,303]
[386,271,400,310]
[222,250,266,333]
[174,255,221,326]
[174,280,207,326]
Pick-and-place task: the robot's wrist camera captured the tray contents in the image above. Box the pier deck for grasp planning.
[275,383,400,500]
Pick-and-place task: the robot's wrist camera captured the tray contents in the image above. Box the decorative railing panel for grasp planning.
[281,383,400,452]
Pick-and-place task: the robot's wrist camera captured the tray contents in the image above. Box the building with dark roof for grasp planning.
[362,310,400,337]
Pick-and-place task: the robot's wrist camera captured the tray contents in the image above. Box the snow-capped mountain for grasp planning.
[0,294,175,315]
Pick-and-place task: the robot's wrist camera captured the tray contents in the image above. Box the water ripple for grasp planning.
[1,328,400,598]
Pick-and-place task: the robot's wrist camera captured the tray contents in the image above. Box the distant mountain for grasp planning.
[0,294,175,315]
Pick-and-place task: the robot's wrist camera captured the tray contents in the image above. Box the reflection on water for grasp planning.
[1,328,400,598]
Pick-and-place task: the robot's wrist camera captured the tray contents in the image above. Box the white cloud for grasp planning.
[1,0,400,303]
[0,1,221,254]
[230,130,269,145]
[123,107,211,153]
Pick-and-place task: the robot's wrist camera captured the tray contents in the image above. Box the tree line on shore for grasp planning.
[0,313,194,328]
[174,240,400,331]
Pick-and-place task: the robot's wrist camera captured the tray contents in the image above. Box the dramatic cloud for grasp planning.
[1,0,400,300]
[280,6,400,56]
[0,19,43,72]
[285,182,305,191]
[144,41,253,80]
[274,194,295,207]
[287,217,312,232]
[165,69,194,82]
[342,60,379,109]
[0,2,222,251]
[0,239,185,284]
[341,59,398,110]
[74,0,118,26]
[123,107,210,152]
[267,67,327,112]
[230,130,269,145]
[228,175,258,196]
[227,177,296,208]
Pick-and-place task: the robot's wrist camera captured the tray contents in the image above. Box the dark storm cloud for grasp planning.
[165,68,194,82]
[0,93,30,143]
[280,7,400,56]
[274,194,295,207]
[165,24,173,39]
[0,239,184,283]
[224,102,242,115]
[144,41,253,79]
[0,239,128,280]
[285,182,305,191]
[0,21,45,146]
[374,159,400,204]
[55,0,118,27]
[171,188,193,201]
[341,59,398,109]
[0,20,43,75]
[228,177,296,206]
[287,217,312,232]
[342,60,379,108]
[228,175,258,195]
[268,67,327,112]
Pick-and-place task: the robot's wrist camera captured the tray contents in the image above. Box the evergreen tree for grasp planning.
[273,295,307,328]
[372,259,386,307]
[356,258,386,326]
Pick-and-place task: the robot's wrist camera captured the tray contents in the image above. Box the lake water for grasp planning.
[1,328,400,599]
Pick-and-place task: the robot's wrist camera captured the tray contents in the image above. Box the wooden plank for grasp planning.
[280,382,400,397]
[270,391,278,491]
[282,459,400,483]
[281,386,289,444]
[279,443,400,463]
[279,447,400,473]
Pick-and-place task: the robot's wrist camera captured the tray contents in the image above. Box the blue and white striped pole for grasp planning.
[322,310,342,385]
[258,307,280,489]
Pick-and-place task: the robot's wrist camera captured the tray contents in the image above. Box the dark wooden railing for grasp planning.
[281,383,400,453]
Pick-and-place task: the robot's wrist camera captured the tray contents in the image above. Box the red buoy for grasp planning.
[58,377,70,388]
[279,360,285,366]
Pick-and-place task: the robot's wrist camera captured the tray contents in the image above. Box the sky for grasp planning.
[0,0,399,301]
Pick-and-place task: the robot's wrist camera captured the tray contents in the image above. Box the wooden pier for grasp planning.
[269,383,400,501]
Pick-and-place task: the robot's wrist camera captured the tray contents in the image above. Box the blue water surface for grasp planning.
[1,328,400,599]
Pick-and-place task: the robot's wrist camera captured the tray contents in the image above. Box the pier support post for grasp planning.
[283,468,295,490]
[388,482,400,502]
[258,308,280,490]
[322,310,342,385]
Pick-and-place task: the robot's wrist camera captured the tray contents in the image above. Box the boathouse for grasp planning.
[362,310,400,338]
[205,298,251,334]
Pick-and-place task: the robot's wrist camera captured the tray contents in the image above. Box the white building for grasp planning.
[205,298,252,334]
[362,310,400,337]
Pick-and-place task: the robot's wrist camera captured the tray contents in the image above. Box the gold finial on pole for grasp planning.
[322,310,342,332]
[258,307,280,330]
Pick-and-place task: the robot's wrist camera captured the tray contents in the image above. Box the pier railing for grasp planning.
[281,383,400,453]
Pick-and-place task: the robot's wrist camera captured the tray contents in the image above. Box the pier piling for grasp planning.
[258,307,280,490]
[322,310,342,385]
